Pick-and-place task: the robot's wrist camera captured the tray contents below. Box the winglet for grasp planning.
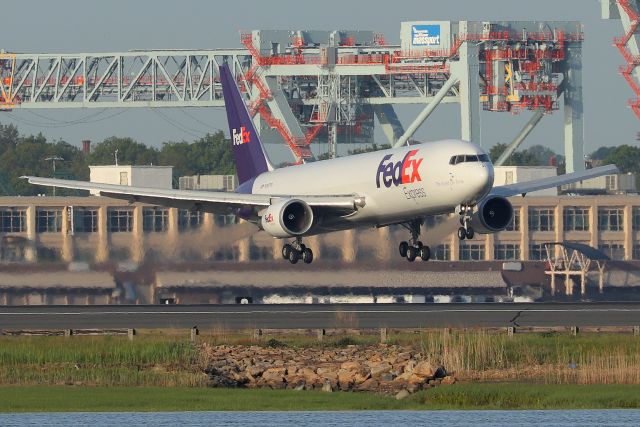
[219,63,273,186]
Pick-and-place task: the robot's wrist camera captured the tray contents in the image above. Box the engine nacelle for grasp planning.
[470,196,513,234]
[261,199,314,238]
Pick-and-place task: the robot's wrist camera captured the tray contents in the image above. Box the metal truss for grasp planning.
[0,48,457,110]
[0,50,251,109]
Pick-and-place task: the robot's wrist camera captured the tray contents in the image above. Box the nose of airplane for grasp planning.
[473,162,494,199]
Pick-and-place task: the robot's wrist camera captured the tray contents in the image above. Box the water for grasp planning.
[1,410,640,426]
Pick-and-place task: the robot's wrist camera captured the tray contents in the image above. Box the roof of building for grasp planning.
[0,272,115,290]
[156,270,507,289]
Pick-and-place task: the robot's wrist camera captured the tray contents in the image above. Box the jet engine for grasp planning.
[469,196,513,234]
[261,199,314,238]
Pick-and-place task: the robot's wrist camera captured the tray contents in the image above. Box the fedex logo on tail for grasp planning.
[376,149,423,188]
[232,126,251,146]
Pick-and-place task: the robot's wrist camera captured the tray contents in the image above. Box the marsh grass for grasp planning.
[2,330,640,387]
[0,335,203,386]
[418,330,640,384]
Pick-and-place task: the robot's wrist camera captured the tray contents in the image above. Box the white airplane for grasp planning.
[24,64,618,265]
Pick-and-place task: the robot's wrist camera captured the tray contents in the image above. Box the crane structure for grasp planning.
[0,21,584,171]
[603,0,640,120]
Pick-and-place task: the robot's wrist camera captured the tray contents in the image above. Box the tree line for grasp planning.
[0,123,235,196]
[0,121,638,196]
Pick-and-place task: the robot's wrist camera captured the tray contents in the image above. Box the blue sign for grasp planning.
[411,24,441,46]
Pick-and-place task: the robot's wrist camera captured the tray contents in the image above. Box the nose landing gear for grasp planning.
[282,238,313,264]
[457,204,475,240]
[398,219,430,262]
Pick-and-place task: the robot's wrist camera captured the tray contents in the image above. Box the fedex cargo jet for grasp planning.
[24,64,617,265]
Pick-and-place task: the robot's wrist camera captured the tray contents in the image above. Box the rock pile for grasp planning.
[198,343,455,396]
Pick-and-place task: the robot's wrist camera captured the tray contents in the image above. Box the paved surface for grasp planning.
[2,303,640,330]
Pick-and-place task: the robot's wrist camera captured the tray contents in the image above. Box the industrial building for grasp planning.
[0,194,637,264]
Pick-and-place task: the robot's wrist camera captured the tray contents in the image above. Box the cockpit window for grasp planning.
[450,154,489,165]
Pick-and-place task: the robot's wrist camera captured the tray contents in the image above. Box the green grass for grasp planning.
[424,383,640,410]
[1,384,640,412]
[0,386,422,412]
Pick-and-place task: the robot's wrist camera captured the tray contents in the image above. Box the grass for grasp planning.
[0,334,203,387]
[417,330,640,384]
[2,330,640,388]
[0,386,422,412]
[424,383,640,410]
[1,384,640,412]
[2,331,640,411]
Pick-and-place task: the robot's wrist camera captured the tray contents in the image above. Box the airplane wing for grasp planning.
[488,164,619,198]
[22,176,363,214]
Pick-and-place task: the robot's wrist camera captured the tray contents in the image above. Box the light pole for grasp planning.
[44,155,64,196]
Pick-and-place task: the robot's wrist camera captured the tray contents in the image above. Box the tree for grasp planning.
[0,123,19,157]
[488,143,540,166]
[527,145,558,166]
[87,137,158,166]
[602,144,640,188]
[489,143,508,163]
[0,135,86,196]
[590,146,615,161]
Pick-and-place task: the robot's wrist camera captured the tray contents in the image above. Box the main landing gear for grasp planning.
[457,204,475,241]
[281,237,313,265]
[398,219,430,262]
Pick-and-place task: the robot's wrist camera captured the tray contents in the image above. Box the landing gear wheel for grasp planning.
[302,248,313,264]
[299,244,306,253]
[406,246,417,262]
[399,241,409,258]
[457,227,467,241]
[288,249,299,264]
[419,245,431,261]
[282,244,292,260]
[415,241,424,250]
[465,227,475,240]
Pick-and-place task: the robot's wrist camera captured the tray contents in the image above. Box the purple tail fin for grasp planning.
[219,63,272,185]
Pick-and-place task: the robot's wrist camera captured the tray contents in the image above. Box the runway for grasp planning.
[1,303,640,330]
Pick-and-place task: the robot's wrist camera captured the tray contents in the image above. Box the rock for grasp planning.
[316,366,335,375]
[413,361,436,378]
[403,360,416,374]
[294,383,305,391]
[320,371,338,382]
[299,368,321,386]
[264,366,287,375]
[337,369,356,387]
[441,376,456,385]
[393,372,413,382]
[321,380,333,393]
[408,374,427,385]
[380,373,394,382]
[353,371,371,384]
[246,365,265,377]
[395,389,410,400]
[261,369,285,384]
[369,362,392,377]
[356,378,379,392]
[340,361,360,370]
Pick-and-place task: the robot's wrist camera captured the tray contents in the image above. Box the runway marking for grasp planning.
[1,308,640,316]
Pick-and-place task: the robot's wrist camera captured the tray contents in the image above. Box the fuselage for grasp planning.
[244,139,494,231]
